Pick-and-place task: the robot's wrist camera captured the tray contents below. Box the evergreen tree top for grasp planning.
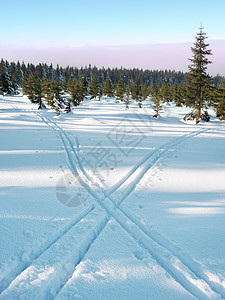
[189,26,212,69]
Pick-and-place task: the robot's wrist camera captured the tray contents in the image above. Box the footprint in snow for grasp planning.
[23,229,34,238]
[133,250,145,261]
[138,205,144,209]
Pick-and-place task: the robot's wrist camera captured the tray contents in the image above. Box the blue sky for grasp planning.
[0,0,225,74]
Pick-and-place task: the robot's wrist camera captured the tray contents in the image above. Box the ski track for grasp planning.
[0,205,95,295]
[0,207,109,300]
[1,100,224,299]
[34,111,223,299]
[106,127,209,200]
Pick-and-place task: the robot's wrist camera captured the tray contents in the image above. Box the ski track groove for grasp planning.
[52,216,109,300]
[0,205,95,295]
[0,207,109,300]
[34,111,223,299]
[1,101,224,299]
[107,127,209,199]
[0,102,108,298]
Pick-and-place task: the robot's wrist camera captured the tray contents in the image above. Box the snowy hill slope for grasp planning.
[0,95,225,299]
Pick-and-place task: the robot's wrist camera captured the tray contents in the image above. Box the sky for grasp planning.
[0,0,225,75]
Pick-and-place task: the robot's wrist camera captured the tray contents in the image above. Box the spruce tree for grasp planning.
[9,62,19,94]
[15,61,23,87]
[141,83,149,100]
[43,79,56,110]
[214,80,225,120]
[52,80,65,110]
[131,75,142,107]
[150,83,163,118]
[131,75,142,102]
[43,79,64,112]
[22,74,35,102]
[160,81,171,103]
[185,27,213,123]
[23,71,45,109]
[103,76,113,97]
[126,80,132,99]
[124,81,132,109]
[172,83,185,106]
[124,84,130,109]
[89,76,100,99]
[0,59,15,95]
[32,71,46,109]
[68,78,80,106]
[68,75,87,106]
[115,77,125,102]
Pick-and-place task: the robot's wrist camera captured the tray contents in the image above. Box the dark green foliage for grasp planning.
[171,83,185,106]
[131,76,142,101]
[183,109,210,122]
[213,80,225,120]
[22,75,35,102]
[0,59,15,95]
[43,79,65,111]
[15,61,23,87]
[22,71,45,109]
[160,81,171,103]
[43,79,54,109]
[3,58,223,118]
[89,76,101,99]
[185,27,214,123]
[103,76,113,97]
[68,75,87,106]
[8,62,19,94]
[0,59,206,97]
[150,83,163,118]
[115,77,125,102]
[124,81,131,109]
[141,83,149,100]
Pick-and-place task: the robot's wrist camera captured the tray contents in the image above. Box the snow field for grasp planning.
[0,95,225,299]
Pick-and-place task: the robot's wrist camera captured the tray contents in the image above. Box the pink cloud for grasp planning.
[1,41,224,75]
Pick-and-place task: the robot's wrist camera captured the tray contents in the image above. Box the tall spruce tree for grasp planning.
[185,27,213,123]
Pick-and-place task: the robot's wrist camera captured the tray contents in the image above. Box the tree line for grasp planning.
[0,28,224,122]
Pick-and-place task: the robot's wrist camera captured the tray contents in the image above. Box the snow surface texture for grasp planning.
[0,95,225,299]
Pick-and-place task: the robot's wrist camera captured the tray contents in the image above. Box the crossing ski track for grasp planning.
[34,111,224,299]
[0,100,224,299]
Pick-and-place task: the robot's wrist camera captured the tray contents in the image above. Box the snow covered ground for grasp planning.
[0,94,225,299]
